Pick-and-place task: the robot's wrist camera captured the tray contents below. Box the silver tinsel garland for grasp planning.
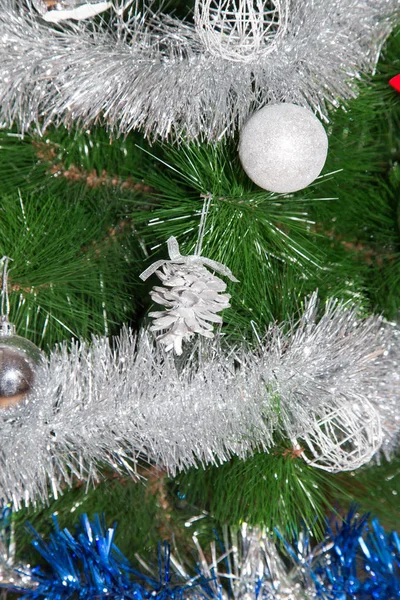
[0,0,398,140]
[0,293,398,508]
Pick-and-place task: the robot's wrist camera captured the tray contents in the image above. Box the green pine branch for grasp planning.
[0,22,398,569]
[0,190,139,348]
[127,142,370,336]
[172,447,347,539]
[335,455,400,531]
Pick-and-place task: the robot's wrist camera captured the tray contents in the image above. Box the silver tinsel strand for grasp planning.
[171,523,310,600]
[0,0,398,140]
[0,293,398,508]
[0,504,35,589]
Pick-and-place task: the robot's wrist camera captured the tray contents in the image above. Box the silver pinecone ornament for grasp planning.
[140,237,238,355]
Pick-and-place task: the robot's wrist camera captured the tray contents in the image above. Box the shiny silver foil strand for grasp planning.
[172,523,316,600]
[0,0,398,140]
[0,293,398,508]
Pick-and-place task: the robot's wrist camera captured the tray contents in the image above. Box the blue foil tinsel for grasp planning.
[6,510,400,599]
[13,514,218,600]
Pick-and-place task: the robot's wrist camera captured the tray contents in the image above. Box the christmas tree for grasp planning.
[0,1,398,597]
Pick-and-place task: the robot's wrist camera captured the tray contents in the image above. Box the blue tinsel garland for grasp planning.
[6,510,400,600]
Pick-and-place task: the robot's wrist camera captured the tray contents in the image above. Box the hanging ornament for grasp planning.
[358,321,400,460]
[194,0,288,63]
[32,0,112,22]
[140,228,238,355]
[389,74,400,92]
[292,400,382,473]
[0,258,43,409]
[239,103,328,193]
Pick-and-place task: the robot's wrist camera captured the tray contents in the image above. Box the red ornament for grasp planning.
[389,74,400,92]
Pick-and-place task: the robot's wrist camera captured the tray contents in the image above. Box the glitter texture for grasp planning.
[238,104,329,193]
[0,0,398,140]
[0,293,398,508]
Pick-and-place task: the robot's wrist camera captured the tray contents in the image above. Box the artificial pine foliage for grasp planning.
[0,6,397,597]
[0,189,138,347]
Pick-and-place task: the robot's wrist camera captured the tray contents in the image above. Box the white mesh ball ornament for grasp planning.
[239,103,328,193]
[195,0,288,62]
[293,399,382,473]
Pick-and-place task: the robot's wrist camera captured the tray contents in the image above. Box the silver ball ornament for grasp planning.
[239,103,328,193]
[0,330,43,409]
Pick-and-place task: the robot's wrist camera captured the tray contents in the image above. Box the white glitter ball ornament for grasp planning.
[239,103,328,193]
